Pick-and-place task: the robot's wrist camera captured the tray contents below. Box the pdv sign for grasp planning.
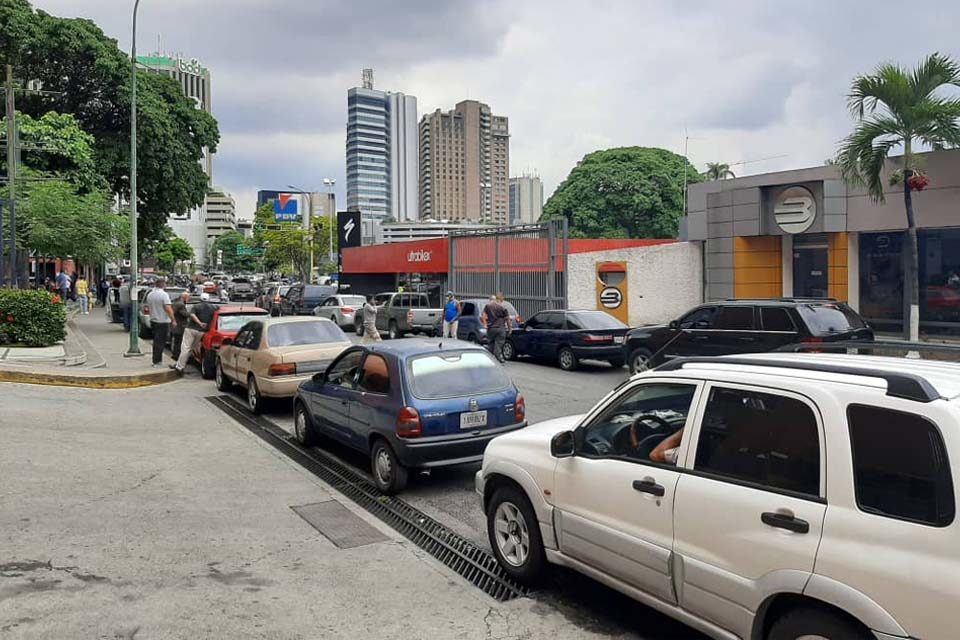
[274,194,300,222]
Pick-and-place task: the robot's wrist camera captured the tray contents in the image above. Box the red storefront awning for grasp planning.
[342,238,449,274]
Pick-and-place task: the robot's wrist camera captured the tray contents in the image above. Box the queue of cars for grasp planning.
[153,282,954,639]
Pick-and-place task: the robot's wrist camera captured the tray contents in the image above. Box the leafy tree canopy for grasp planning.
[703,162,736,181]
[541,147,701,239]
[1,111,104,190]
[0,0,220,245]
[210,230,258,273]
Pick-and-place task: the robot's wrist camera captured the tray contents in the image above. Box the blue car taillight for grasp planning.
[396,407,422,438]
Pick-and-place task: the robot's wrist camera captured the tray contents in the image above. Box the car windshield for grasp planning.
[218,313,268,332]
[798,304,867,334]
[341,296,366,307]
[374,294,393,306]
[267,321,346,347]
[570,311,627,329]
[407,350,512,399]
[278,286,291,296]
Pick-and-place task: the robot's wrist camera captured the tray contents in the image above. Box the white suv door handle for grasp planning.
[761,511,809,534]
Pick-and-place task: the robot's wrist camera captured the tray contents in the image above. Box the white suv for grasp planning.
[477,353,959,640]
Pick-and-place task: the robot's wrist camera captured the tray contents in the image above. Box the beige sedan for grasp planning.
[215,316,352,413]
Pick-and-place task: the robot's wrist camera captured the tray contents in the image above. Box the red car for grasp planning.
[193,305,269,378]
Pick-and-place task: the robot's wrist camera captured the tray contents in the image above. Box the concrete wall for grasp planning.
[568,242,703,327]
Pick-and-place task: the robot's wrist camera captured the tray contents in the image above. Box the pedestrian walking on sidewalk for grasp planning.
[361,295,382,344]
[118,278,132,331]
[98,277,109,306]
[482,293,510,362]
[75,276,90,314]
[56,269,70,303]
[170,291,190,361]
[172,293,216,374]
[145,278,177,368]
[442,291,461,339]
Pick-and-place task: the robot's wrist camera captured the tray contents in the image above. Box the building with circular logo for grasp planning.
[773,185,817,234]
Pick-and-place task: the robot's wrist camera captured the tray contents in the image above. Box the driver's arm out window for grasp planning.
[579,383,698,465]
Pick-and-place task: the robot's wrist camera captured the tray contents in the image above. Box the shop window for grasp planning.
[859,232,903,332]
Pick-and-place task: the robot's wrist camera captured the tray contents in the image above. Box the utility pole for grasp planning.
[125,0,144,356]
[5,65,17,288]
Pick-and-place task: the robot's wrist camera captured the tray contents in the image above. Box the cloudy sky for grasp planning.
[38,0,960,219]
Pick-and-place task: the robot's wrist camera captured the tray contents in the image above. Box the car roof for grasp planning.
[362,338,488,359]
[707,298,841,307]
[653,352,960,401]
[258,316,336,326]
[215,305,267,314]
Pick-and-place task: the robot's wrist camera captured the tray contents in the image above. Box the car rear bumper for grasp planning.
[255,374,312,398]
[394,421,526,468]
[571,344,625,360]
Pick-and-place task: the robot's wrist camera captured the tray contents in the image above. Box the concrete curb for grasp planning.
[0,365,178,389]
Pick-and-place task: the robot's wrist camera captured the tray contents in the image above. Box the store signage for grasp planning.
[407,250,432,263]
[274,194,299,222]
[599,287,622,309]
[774,186,817,234]
[177,57,204,75]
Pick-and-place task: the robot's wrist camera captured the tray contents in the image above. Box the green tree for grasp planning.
[703,162,736,180]
[0,0,220,245]
[154,236,194,273]
[17,179,128,266]
[210,230,258,273]
[541,147,701,238]
[0,111,104,190]
[837,52,960,341]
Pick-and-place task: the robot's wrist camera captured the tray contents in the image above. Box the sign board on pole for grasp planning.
[274,194,300,223]
[216,249,223,266]
[337,211,362,271]
[236,246,265,257]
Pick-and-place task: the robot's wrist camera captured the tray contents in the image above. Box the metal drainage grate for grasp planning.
[292,501,390,549]
[207,395,529,602]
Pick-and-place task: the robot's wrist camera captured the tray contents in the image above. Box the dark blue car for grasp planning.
[502,309,629,371]
[447,298,522,343]
[292,339,526,494]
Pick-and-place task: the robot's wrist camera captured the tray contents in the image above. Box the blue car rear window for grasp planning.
[407,350,511,400]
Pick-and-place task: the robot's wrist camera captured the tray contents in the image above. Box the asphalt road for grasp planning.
[247,351,707,639]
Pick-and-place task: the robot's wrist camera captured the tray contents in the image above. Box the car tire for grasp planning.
[247,375,266,415]
[629,347,653,374]
[767,606,869,640]
[356,323,364,337]
[331,315,338,326]
[388,321,400,340]
[607,358,625,369]
[501,339,516,361]
[487,485,546,585]
[467,333,478,343]
[215,359,232,392]
[200,349,216,379]
[370,439,408,494]
[293,402,316,447]
[557,346,578,371]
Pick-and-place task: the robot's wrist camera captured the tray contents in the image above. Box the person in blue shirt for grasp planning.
[442,291,461,339]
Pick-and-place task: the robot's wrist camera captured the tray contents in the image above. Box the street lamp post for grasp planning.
[125,0,144,357]
[322,178,336,264]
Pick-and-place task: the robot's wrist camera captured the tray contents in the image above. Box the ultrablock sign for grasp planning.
[274,194,300,222]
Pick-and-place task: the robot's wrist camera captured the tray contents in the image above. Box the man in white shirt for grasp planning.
[144,279,177,367]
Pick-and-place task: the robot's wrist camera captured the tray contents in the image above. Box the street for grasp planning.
[0,352,704,639]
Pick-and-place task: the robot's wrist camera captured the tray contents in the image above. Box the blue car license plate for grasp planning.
[460,410,488,430]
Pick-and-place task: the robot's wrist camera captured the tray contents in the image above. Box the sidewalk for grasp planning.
[0,308,179,388]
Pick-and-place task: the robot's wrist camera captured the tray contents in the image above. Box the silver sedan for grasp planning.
[313,294,367,329]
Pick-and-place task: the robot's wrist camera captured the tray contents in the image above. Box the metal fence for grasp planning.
[448,220,568,321]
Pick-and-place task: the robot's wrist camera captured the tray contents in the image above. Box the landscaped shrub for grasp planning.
[0,289,68,347]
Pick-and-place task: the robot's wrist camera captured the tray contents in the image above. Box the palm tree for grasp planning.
[837,52,960,341]
[703,162,736,180]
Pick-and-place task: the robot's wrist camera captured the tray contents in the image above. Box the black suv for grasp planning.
[624,298,874,373]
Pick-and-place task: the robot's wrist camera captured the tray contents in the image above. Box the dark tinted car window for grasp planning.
[407,350,511,399]
[525,314,544,329]
[761,307,796,332]
[327,350,363,388]
[570,311,628,330]
[679,306,717,329]
[358,354,391,394]
[542,312,565,330]
[848,405,954,526]
[461,302,476,316]
[267,321,346,347]
[714,306,755,330]
[695,387,820,497]
[798,304,867,334]
[305,285,337,299]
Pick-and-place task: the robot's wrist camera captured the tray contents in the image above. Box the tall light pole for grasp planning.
[322,178,336,264]
[287,184,314,282]
[125,0,143,356]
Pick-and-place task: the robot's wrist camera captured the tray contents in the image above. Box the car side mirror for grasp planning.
[222,338,234,346]
[669,320,679,330]
[550,430,575,458]
[524,325,531,332]
[312,371,327,384]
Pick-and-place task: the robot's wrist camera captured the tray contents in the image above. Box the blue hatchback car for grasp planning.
[293,339,526,494]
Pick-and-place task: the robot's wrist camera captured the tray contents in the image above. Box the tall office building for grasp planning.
[204,188,237,246]
[419,100,509,224]
[509,175,544,225]
[346,69,419,223]
[137,53,215,264]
